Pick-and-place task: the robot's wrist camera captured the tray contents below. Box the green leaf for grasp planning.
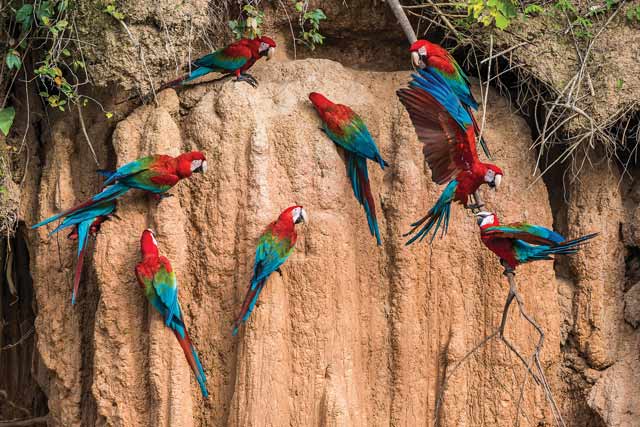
[0,107,16,136]
[105,112,114,119]
[524,4,544,15]
[494,11,510,29]
[294,2,303,12]
[616,78,624,90]
[304,9,327,22]
[5,51,22,70]
[15,4,33,28]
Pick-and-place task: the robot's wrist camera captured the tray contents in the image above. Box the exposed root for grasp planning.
[433,271,566,427]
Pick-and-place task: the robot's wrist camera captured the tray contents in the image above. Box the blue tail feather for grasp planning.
[404,180,457,245]
[184,66,215,83]
[347,154,382,245]
[190,344,208,398]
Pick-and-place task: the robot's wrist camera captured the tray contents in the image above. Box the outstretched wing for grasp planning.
[483,223,566,246]
[397,69,478,184]
[152,257,180,326]
[193,42,251,71]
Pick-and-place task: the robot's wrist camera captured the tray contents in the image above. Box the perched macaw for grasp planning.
[232,206,307,336]
[409,39,491,158]
[135,229,209,398]
[31,152,207,230]
[47,200,117,304]
[161,36,276,89]
[397,67,503,244]
[309,92,388,245]
[476,211,598,273]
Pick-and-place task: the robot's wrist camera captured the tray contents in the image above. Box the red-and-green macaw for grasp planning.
[48,200,117,304]
[397,67,503,244]
[162,36,276,89]
[232,206,307,336]
[409,39,491,158]
[31,152,207,230]
[309,92,388,246]
[135,229,209,398]
[476,211,598,274]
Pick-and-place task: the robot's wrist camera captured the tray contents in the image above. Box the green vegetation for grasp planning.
[228,1,327,49]
[229,5,265,39]
[294,2,327,49]
[626,5,640,23]
[467,0,518,30]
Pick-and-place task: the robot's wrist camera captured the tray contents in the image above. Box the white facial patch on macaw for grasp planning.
[191,159,205,173]
[411,49,426,68]
[476,212,495,227]
[292,207,308,225]
[260,42,276,59]
[484,169,496,183]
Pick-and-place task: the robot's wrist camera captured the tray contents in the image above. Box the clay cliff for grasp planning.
[1,2,639,426]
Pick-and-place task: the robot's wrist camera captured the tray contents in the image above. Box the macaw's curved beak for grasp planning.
[267,47,275,60]
[411,51,425,68]
[493,174,502,190]
[296,208,308,225]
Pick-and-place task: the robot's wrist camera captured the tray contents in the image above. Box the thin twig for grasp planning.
[76,103,99,167]
[385,0,418,43]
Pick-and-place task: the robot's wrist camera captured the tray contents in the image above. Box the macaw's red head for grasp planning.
[483,164,503,190]
[140,229,159,258]
[280,205,308,226]
[409,39,441,68]
[476,211,500,229]
[257,36,276,60]
[308,92,334,117]
[176,151,207,178]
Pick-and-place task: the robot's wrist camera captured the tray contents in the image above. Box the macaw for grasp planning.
[232,206,307,336]
[161,36,276,89]
[135,229,209,398]
[397,67,503,244]
[47,200,117,304]
[31,152,207,230]
[409,39,491,158]
[309,92,388,245]
[476,211,598,273]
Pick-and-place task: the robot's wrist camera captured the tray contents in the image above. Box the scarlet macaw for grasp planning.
[397,68,503,244]
[409,39,491,158]
[232,206,307,336]
[476,211,598,273]
[309,92,387,245]
[162,36,276,89]
[135,229,209,398]
[48,200,117,304]
[31,152,207,230]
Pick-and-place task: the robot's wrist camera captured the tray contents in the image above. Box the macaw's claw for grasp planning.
[235,74,258,88]
[466,203,485,214]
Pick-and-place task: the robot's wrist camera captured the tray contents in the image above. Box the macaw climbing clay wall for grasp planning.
[12,56,634,427]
